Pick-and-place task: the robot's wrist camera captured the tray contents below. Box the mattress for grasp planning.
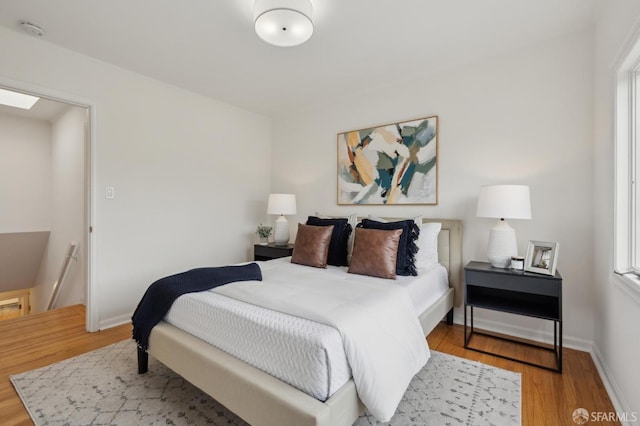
[164,258,449,402]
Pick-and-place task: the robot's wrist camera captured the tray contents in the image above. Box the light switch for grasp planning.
[106,186,115,199]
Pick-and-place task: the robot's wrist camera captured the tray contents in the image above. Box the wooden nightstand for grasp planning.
[464,260,563,372]
[254,243,294,261]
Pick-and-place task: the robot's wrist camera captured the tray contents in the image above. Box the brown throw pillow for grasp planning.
[348,227,403,279]
[291,223,335,268]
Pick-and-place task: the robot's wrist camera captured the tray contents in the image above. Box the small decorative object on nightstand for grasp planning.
[464,260,563,373]
[254,243,294,261]
[255,224,273,245]
[524,240,559,276]
[510,256,524,271]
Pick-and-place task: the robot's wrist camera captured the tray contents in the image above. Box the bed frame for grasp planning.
[139,218,462,426]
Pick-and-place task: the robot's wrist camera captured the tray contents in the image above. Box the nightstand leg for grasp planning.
[470,306,474,334]
[464,304,468,347]
[559,321,563,373]
[464,305,475,348]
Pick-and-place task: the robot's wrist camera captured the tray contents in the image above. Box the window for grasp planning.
[615,32,640,284]
[0,289,31,321]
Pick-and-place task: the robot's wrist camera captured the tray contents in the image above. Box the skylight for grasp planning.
[0,88,39,109]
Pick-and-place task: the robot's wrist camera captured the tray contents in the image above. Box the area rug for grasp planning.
[11,340,520,425]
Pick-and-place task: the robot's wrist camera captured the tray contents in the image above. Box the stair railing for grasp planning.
[46,242,78,311]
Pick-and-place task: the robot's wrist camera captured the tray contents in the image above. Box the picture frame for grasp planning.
[337,115,438,205]
[524,240,559,276]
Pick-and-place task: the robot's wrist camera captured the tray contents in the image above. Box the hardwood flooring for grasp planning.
[0,305,131,426]
[0,305,618,425]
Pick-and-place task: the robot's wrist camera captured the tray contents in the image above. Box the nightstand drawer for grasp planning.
[465,269,560,297]
[254,244,294,261]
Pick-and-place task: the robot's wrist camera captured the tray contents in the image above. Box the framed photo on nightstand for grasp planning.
[524,240,559,276]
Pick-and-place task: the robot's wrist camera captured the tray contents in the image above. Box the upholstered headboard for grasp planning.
[424,218,462,307]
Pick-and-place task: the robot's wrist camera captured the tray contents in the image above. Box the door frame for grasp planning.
[0,76,99,331]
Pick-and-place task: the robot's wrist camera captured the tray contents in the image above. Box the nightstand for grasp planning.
[254,243,294,261]
[464,260,563,373]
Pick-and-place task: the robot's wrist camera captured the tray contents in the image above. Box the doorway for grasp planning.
[0,80,96,330]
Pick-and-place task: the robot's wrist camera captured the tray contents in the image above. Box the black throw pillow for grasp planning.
[358,218,420,276]
[306,216,352,266]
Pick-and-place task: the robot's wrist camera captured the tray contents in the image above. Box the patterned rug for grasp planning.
[11,340,520,425]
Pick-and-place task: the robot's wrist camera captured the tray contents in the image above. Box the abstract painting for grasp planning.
[337,116,438,205]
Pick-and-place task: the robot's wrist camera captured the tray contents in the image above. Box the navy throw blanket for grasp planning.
[132,263,262,350]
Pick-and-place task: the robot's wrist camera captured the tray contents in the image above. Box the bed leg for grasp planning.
[137,347,148,374]
[446,308,454,325]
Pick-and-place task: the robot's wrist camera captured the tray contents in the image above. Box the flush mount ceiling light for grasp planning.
[254,0,313,47]
[19,21,45,37]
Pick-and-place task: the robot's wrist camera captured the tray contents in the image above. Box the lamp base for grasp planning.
[273,215,290,246]
[487,219,517,268]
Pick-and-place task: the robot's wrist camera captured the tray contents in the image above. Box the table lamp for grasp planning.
[476,185,531,268]
[267,193,297,246]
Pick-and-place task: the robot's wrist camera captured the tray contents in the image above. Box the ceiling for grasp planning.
[0,0,597,116]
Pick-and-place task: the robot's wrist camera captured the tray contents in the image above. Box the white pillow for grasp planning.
[315,212,358,262]
[416,222,441,268]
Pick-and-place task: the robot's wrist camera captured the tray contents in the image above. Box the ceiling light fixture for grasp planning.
[0,88,40,110]
[19,21,45,37]
[254,0,314,47]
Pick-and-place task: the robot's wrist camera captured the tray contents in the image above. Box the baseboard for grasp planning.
[590,344,637,426]
[451,310,593,352]
[99,313,131,330]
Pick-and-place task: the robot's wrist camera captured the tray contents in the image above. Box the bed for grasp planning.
[139,218,462,426]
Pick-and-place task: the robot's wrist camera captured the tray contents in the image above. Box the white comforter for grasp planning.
[213,259,430,422]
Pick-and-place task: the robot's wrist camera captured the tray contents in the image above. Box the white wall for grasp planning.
[593,0,640,416]
[0,26,272,328]
[272,30,595,347]
[0,112,51,233]
[32,106,87,313]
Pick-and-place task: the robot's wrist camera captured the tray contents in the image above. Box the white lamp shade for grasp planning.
[267,193,297,215]
[254,0,314,47]
[476,185,531,220]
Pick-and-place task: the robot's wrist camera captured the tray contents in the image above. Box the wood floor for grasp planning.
[0,305,131,426]
[0,305,618,426]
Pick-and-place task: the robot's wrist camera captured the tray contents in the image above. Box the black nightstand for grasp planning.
[464,260,563,373]
[254,243,294,261]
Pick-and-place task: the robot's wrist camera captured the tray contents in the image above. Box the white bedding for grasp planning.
[404,263,450,314]
[164,258,448,421]
[165,287,350,400]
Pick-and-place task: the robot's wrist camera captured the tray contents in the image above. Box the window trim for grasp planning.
[614,64,632,274]
[612,271,640,305]
[614,26,640,296]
